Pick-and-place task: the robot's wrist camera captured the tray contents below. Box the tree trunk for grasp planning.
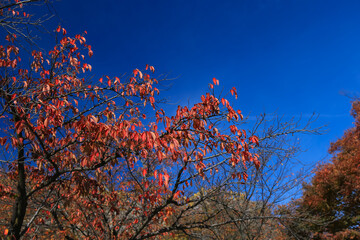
[8,131,27,240]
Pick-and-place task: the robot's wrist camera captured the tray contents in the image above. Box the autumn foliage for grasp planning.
[0,1,327,239]
[285,101,360,239]
[0,20,263,239]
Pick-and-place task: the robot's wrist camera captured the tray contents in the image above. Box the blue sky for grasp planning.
[48,0,360,167]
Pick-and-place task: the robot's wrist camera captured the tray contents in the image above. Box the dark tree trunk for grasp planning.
[8,131,27,240]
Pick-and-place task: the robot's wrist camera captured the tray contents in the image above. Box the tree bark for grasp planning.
[8,130,27,239]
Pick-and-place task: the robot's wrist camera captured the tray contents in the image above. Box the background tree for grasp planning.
[281,100,360,239]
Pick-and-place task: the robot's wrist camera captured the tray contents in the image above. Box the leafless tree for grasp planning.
[166,113,322,240]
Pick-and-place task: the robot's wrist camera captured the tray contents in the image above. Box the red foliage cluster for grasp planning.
[0,27,259,239]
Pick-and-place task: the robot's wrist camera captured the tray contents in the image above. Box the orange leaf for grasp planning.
[158,173,163,186]
[164,173,170,188]
[221,98,226,106]
[154,170,158,179]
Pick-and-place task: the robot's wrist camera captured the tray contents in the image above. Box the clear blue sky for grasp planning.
[49,0,360,166]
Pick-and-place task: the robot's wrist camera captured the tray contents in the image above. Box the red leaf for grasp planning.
[142,168,147,177]
[164,172,170,188]
[213,77,219,85]
[230,87,238,99]
[88,49,93,57]
[158,173,163,186]
[0,137,7,146]
[133,69,138,77]
[154,170,158,179]
[174,190,181,199]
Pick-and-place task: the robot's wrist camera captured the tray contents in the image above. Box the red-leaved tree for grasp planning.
[0,24,263,239]
[0,2,322,239]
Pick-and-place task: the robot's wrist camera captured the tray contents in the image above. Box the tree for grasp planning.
[166,114,319,240]
[0,21,264,238]
[283,101,360,239]
[0,2,321,239]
